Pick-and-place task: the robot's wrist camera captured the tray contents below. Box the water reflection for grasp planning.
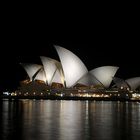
[0,100,140,140]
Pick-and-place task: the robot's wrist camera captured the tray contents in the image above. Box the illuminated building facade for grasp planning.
[7,46,139,100]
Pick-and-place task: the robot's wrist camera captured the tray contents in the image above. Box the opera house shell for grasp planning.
[15,45,139,100]
[113,77,140,91]
[20,46,121,89]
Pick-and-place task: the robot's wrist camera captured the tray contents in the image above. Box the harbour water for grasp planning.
[0,99,140,140]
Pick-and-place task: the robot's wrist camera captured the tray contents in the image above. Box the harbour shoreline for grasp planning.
[1,95,140,102]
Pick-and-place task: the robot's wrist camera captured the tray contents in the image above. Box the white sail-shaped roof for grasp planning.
[55,46,88,87]
[55,62,65,85]
[112,77,129,88]
[34,68,46,82]
[76,73,103,86]
[126,77,140,90]
[51,68,63,84]
[40,56,64,85]
[90,66,119,88]
[21,63,42,81]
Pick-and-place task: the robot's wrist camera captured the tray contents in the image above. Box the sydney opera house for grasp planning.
[5,46,140,100]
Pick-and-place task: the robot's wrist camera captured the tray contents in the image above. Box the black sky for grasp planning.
[0,6,139,91]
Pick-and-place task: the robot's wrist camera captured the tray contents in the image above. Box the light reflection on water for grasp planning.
[0,100,140,140]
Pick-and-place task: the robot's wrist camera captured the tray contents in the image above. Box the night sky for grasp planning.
[0,8,139,91]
